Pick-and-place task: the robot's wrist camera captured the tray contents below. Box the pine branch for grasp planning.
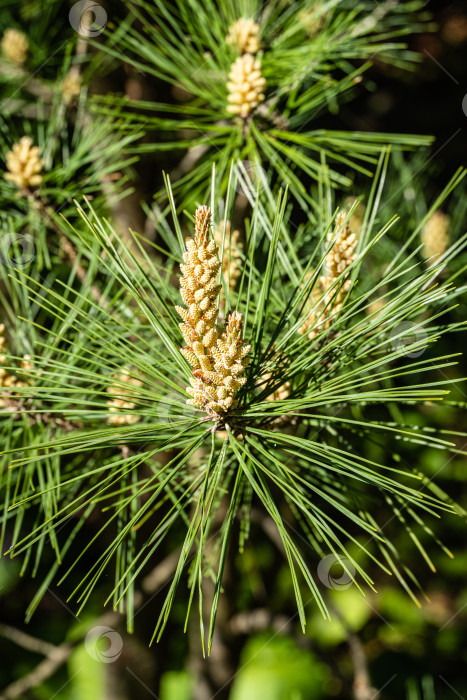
[0,610,120,700]
[2,161,466,645]
[0,642,74,700]
[0,623,56,657]
[328,601,379,700]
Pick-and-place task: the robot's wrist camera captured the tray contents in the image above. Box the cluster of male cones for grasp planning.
[175,205,361,420]
[299,211,358,339]
[176,206,250,420]
[226,17,265,118]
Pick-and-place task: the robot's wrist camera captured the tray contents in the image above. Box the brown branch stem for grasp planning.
[0,623,56,657]
[0,641,73,700]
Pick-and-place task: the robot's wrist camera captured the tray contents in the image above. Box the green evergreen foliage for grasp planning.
[0,1,466,698]
[2,164,466,650]
[96,0,434,208]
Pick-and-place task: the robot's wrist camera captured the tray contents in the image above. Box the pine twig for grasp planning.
[0,62,54,102]
[0,642,73,700]
[141,550,180,594]
[0,549,194,698]
[228,609,292,635]
[259,509,378,699]
[0,612,119,700]
[327,600,379,700]
[347,632,379,700]
[0,623,56,657]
